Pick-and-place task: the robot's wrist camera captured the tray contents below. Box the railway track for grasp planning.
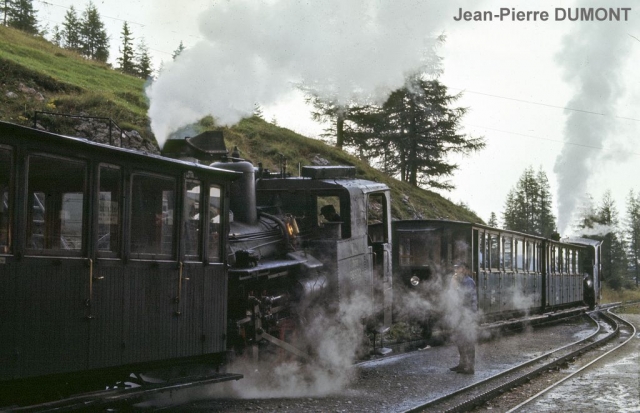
[402,305,633,413]
[506,306,637,412]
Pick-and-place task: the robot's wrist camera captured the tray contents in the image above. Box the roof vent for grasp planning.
[161,131,228,162]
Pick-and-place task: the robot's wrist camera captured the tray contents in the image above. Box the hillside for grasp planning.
[0,25,483,223]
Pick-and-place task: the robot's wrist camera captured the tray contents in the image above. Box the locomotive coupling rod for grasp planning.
[257,331,310,361]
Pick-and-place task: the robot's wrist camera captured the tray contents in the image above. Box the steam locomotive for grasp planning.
[0,120,599,402]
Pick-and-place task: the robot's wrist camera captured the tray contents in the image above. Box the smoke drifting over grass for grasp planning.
[146,0,470,148]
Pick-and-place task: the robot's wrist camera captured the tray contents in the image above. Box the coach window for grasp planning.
[489,233,499,270]
[97,164,121,256]
[184,179,202,259]
[0,147,11,254]
[26,155,86,254]
[130,174,176,258]
[515,239,524,271]
[478,231,485,270]
[503,236,512,271]
[207,184,221,262]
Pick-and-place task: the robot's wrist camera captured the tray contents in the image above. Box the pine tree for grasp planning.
[79,2,109,62]
[253,103,264,119]
[339,75,484,189]
[7,0,38,34]
[595,191,628,290]
[487,212,498,228]
[134,38,153,79]
[116,22,136,75]
[502,166,556,237]
[172,40,185,60]
[61,5,81,53]
[625,190,640,286]
[536,168,556,238]
[50,24,62,46]
[3,0,10,26]
[572,193,598,232]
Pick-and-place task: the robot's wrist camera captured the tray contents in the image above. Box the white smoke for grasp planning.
[553,0,633,233]
[192,289,373,400]
[145,0,472,148]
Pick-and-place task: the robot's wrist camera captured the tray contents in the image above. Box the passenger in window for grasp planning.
[320,205,341,222]
[449,261,478,375]
[210,206,220,223]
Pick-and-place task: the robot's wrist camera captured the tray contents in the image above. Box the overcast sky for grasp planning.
[36,0,640,236]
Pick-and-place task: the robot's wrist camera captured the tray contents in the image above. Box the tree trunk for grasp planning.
[336,115,344,150]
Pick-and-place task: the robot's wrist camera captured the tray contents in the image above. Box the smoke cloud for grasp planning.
[145,0,469,148]
[553,0,631,234]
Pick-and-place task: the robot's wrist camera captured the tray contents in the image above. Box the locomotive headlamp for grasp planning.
[410,275,420,286]
[586,279,593,287]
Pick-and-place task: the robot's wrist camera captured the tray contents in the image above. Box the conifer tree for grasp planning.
[79,2,109,62]
[50,24,62,46]
[596,191,628,290]
[3,0,10,26]
[172,40,185,60]
[335,75,484,189]
[7,0,38,34]
[487,212,498,228]
[625,190,640,286]
[502,166,556,237]
[61,5,81,53]
[116,22,136,75]
[134,38,153,79]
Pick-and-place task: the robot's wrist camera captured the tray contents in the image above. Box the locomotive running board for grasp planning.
[257,331,311,361]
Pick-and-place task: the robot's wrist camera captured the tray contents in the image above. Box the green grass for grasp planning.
[601,285,640,304]
[0,25,483,222]
[0,26,146,115]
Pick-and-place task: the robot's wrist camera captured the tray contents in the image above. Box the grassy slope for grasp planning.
[0,25,482,223]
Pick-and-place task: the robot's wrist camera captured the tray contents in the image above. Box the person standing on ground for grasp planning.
[449,261,478,374]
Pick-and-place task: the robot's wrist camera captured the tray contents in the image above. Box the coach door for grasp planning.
[367,192,392,328]
[179,179,227,357]
[18,153,90,378]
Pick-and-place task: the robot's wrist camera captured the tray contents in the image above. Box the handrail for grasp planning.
[32,111,128,147]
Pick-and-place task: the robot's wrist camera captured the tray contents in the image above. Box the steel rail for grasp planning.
[401,312,604,413]
[505,306,637,413]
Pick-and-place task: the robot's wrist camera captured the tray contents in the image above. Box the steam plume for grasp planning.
[146,0,470,148]
[553,0,631,233]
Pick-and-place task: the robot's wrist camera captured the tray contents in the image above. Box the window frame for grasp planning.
[24,152,88,257]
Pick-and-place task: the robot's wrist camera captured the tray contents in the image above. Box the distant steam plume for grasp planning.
[553,0,631,234]
[145,0,472,148]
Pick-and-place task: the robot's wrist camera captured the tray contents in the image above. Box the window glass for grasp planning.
[515,239,524,270]
[207,184,221,261]
[317,195,341,224]
[27,155,86,253]
[130,174,175,258]
[489,234,499,269]
[367,193,387,243]
[503,236,512,270]
[478,231,484,269]
[98,165,121,255]
[184,180,202,258]
[398,229,441,267]
[0,148,11,253]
